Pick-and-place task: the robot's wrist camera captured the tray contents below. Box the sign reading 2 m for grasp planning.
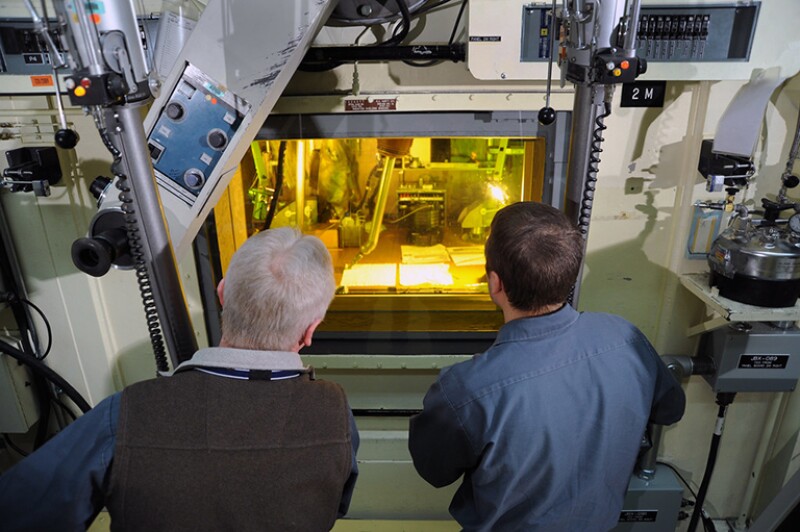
[621,81,667,108]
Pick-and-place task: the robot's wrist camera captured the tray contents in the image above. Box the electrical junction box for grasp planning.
[699,322,800,393]
[0,337,39,433]
[614,465,683,532]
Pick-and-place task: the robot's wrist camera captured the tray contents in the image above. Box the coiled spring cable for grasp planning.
[94,112,169,373]
[577,99,613,238]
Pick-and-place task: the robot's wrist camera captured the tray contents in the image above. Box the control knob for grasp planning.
[165,102,185,120]
[207,129,228,150]
[184,169,205,190]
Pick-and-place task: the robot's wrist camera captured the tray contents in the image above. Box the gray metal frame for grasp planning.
[257,110,572,209]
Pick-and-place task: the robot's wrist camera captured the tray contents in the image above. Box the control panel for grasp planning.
[0,19,65,74]
[0,17,157,93]
[520,3,759,63]
[636,4,759,62]
[148,63,249,207]
[470,1,780,81]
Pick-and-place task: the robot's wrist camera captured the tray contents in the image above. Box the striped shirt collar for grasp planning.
[160,347,307,377]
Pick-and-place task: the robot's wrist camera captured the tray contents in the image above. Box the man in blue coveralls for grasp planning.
[409,201,685,531]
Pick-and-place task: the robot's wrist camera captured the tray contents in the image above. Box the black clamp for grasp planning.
[2,147,62,197]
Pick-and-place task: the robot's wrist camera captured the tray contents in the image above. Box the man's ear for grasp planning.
[298,318,323,350]
[487,271,503,296]
[216,278,225,307]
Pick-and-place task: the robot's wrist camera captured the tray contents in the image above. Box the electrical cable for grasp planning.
[567,95,613,306]
[402,0,466,67]
[413,0,459,17]
[0,338,91,413]
[262,141,286,231]
[302,0,460,71]
[17,298,52,360]
[448,0,467,46]
[658,461,716,532]
[93,113,169,373]
[51,397,78,421]
[2,433,29,457]
[383,0,412,47]
[688,393,736,532]
[385,204,433,223]
[577,100,612,237]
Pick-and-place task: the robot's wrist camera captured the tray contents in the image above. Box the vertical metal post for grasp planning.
[109,104,197,366]
[637,424,664,480]
[565,84,604,305]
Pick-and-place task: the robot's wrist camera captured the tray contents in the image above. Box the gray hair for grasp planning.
[220,227,335,351]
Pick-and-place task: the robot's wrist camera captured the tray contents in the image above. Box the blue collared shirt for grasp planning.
[0,347,359,531]
[409,305,685,532]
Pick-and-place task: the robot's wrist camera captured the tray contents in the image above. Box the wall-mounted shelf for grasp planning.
[680,273,800,336]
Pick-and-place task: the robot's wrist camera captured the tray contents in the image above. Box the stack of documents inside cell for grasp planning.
[400,244,451,264]
[340,264,397,289]
[446,246,485,267]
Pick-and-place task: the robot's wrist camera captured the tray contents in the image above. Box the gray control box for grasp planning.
[699,323,800,393]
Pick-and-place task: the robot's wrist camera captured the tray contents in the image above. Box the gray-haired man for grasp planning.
[0,227,358,531]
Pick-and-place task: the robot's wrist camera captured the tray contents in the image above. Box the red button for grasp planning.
[621,60,630,70]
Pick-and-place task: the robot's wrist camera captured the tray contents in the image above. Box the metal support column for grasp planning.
[109,104,197,366]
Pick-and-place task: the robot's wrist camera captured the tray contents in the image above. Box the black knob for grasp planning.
[55,128,79,149]
[637,57,648,76]
[538,107,556,126]
[184,170,205,189]
[165,102,185,120]
[783,174,799,189]
[89,176,112,200]
[207,129,228,150]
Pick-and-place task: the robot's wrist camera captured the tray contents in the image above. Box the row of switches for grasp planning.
[637,14,711,60]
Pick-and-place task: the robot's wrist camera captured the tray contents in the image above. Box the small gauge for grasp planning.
[789,213,800,233]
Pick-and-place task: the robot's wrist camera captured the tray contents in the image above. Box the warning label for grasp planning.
[469,36,502,42]
[619,510,658,523]
[738,355,789,370]
[30,75,54,87]
[344,98,397,112]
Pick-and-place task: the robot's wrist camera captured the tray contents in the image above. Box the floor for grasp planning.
[88,511,741,531]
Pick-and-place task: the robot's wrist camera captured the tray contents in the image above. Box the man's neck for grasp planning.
[503,302,565,323]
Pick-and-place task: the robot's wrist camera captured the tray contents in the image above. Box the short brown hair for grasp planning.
[485,202,584,311]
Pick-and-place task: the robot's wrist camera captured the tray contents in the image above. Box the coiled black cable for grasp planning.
[262,141,287,231]
[577,100,612,238]
[0,338,91,413]
[94,119,169,373]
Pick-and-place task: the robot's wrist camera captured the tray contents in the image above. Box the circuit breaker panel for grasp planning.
[470,1,772,80]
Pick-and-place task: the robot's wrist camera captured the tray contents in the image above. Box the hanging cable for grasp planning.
[0,338,91,413]
[262,141,287,231]
[18,298,53,360]
[688,392,736,532]
[658,461,716,531]
[2,433,29,457]
[383,0,412,47]
[577,97,613,238]
[93,112,169,373]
